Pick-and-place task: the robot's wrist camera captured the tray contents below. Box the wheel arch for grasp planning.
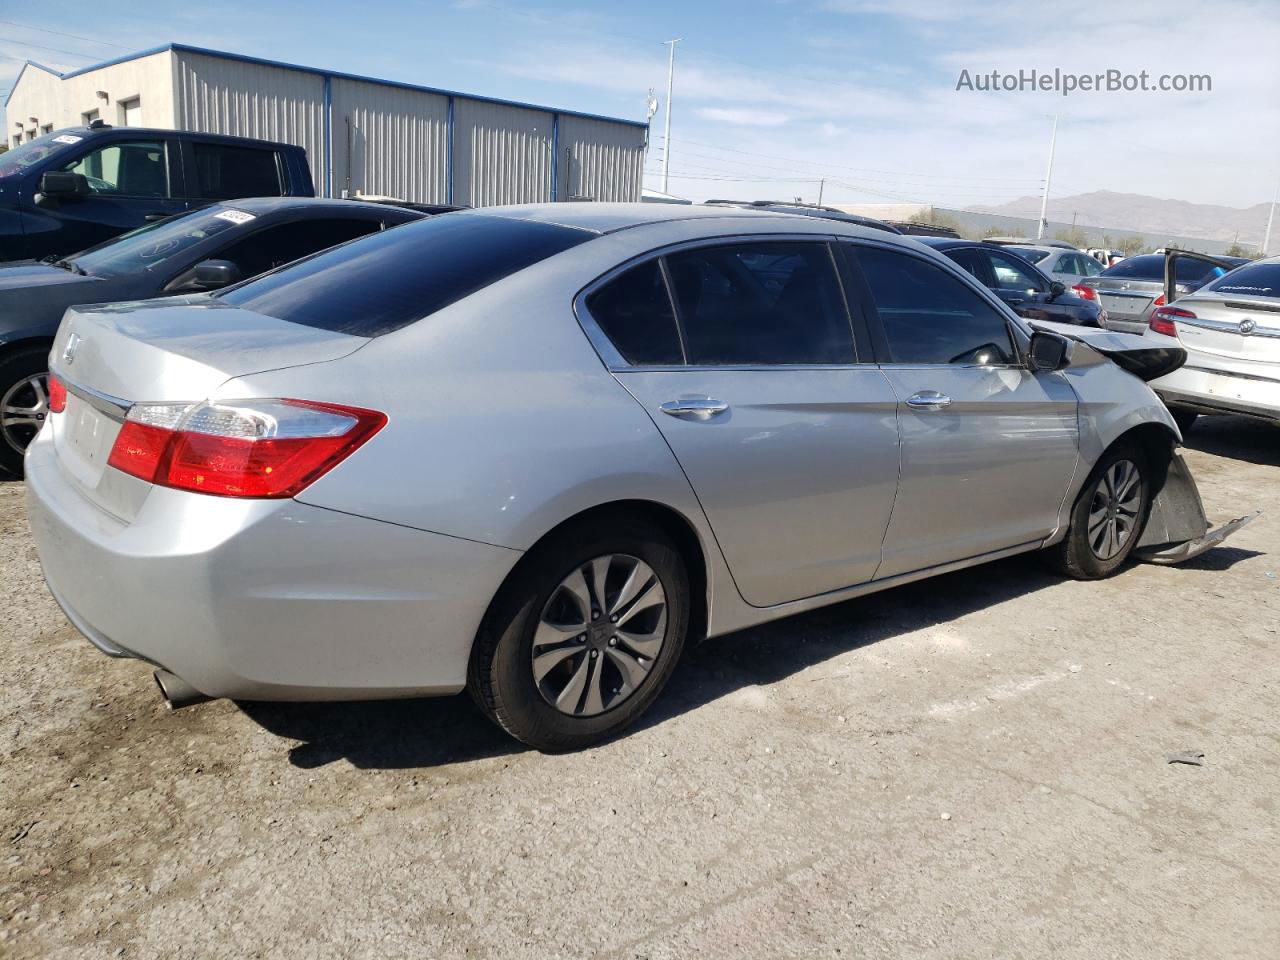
[0,335,55,363]
[474,498,711,659]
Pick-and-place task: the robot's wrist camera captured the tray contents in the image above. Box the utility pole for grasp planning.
[1264,175,1278,256]
[661,38,681,194]
[817,178,825,205]
[1037,114,1058,240]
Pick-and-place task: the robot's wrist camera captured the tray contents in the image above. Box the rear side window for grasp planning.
[219,214,592,336]
[1206,262,1280,299]
[192,143,282,199]
[665,242,854,365]
[855,247,1015,365]
[587,260,684,365]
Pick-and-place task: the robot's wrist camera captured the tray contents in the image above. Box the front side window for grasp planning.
[213,218,386,280]
[855,247,1016,366]
[191,143,282,200]
[62,140,168,197]
[664,242,855,365]
[987,250,1045,292]
[586,260,683,365]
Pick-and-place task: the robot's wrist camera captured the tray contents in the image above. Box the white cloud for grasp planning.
[696,108,789,126]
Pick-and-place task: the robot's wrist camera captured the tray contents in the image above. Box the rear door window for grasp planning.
[853,246,1016,365]
[664,242,855,365]
[218,214,592,336]
[191,142,283,199]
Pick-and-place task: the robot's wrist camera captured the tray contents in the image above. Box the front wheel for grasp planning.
[469,516,690,751]
[1045,442,1152,579]
[0,348,52,477]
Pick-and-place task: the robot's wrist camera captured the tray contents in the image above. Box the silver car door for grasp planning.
[845,242,1080,578]
[578,239,901,608]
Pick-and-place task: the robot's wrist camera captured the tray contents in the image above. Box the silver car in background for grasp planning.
[1145,253,1280,430]
[1080,253,1247,334]
[25,205,1242,751]
[1004,244,1105,292]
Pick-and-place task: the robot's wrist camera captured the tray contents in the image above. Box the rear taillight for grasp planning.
[106,399,386,498]
[1152,294,1166,308]
[1071,284,1097,301]
[48,375,67,414]
[1149,306,1195,337]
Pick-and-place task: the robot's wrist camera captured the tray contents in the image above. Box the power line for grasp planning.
[0,37,99,61]
[0,20,133,50]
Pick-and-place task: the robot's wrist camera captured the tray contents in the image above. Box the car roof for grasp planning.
[200,196,425,218]
[701,201,903,233]
[48,125,306,150]
[461,202,820,234]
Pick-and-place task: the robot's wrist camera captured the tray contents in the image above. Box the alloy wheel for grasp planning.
[1,373,49,457]
[532,553,668,717]
[1087,459,1142,560]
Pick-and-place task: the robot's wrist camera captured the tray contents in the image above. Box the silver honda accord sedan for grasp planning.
[25,204,1236,750]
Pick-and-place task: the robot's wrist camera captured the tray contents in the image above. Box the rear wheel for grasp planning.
[0,348,51,477]
[469,516,689,751]
[1045,441,1152,579]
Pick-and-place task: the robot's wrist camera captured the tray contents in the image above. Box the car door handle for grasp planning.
[905,391,952,409]
[660,397,729,421]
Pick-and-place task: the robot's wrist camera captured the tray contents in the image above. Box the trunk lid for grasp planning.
[47,299,367,520]
[1166,293,1280,364]
[1084,277,1173,324]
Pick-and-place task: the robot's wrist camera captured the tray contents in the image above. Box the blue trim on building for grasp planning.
[550,113,560,202]
[17,42,648,130]
[322,75,333,198]
[446,96,455,206]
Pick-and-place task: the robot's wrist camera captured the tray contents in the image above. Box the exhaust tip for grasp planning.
[154,669,213,710]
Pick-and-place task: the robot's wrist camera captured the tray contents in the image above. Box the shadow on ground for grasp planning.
[1184,416,1279,467]
[241,554,1067,771]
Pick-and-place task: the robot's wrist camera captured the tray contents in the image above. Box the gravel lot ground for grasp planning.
[1,417,1277,960]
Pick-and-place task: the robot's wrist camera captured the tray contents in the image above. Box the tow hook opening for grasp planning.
[154,669,214,710]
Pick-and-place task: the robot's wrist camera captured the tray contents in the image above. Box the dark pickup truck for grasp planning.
[0,123,314,261]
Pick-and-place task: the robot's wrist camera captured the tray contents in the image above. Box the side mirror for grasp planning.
[35,171,90,207]
[1048,280,1067,299]
[169,259,243,293]
[1028,330,1072,372]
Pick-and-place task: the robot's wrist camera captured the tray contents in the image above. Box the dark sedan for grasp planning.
[917,237,1103,327]
[0,197,423,474]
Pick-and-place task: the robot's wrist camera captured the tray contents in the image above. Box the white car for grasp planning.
[1005,245,1106,292]
[1144,254,1280,430]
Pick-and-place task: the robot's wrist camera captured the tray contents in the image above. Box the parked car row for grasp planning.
[19,198,1253,751]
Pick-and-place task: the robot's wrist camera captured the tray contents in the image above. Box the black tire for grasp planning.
[1045,441,1153,580]
[0,347,51,478]
[468,515,690,752]
[1169,407,1199,435]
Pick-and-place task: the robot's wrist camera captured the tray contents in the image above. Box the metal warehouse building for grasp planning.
[5,44,648,206]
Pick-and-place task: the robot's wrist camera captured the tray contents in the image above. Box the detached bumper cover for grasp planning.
[26,431,521,701]
[1133,453,1260,564]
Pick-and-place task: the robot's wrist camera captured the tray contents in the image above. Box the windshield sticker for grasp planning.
[214,210,256,226]
[52,135,83,145]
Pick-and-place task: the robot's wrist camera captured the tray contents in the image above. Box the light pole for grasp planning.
[661,38,681,194]
[1037,114,1058,240]
[1263,175,1278,256]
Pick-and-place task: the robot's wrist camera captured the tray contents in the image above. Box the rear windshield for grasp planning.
[218,214,593,336]
[1102,254,1226,283]
[1007,246,1050,264]
[1204,261,1280,299]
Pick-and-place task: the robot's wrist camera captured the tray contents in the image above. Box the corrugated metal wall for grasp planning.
[453,100,553,207]
[330,78,449,203]
[170,49,645,205]
[556,115,646,202]
[172,51,325,186]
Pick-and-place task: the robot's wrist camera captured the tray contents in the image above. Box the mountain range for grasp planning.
[967,191,1273,246]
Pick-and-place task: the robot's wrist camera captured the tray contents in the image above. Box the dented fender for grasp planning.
[1133,454,1260,564]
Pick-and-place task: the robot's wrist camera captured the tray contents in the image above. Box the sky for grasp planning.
[2,0,1277,214]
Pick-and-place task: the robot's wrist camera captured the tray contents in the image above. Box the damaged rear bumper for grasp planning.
[1132,453,1260,564]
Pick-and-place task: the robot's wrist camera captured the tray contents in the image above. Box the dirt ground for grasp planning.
[1,416,1277,959]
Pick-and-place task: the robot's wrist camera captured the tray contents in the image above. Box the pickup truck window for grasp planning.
[61,140,168,197]
[0,130,81,179]
[192,143,282,199]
